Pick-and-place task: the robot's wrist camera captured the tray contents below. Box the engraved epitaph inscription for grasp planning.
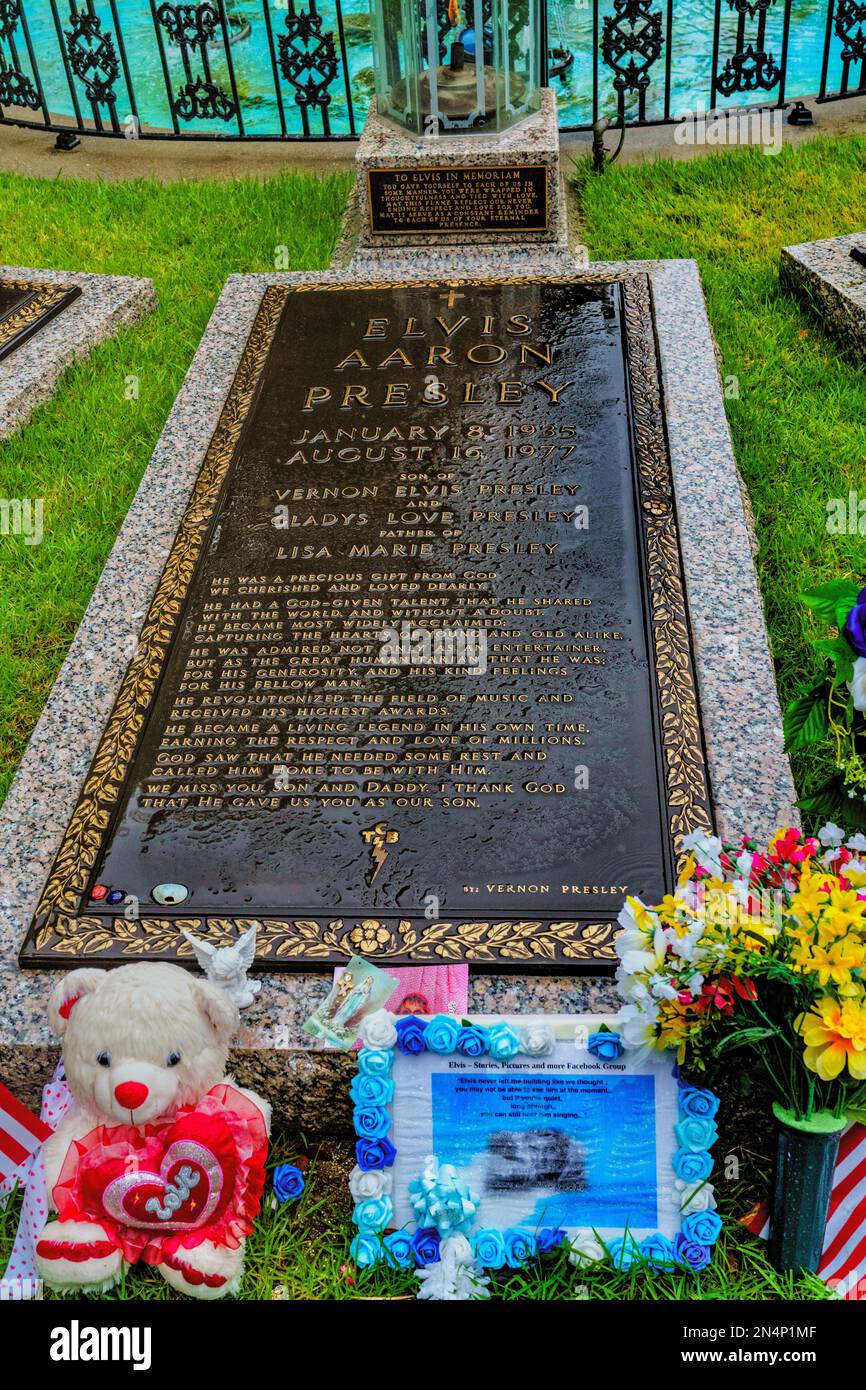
[367,166,549,235]
[0,278,82,361]
[21,277,712,972]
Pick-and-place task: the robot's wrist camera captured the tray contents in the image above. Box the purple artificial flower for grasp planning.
[356,1136,397,1171]
[395,1015,427,1055]
[675,1233,713,1272]
[844,587,866,656]
[272,1163,305,1202]
[411,1228,442,1267]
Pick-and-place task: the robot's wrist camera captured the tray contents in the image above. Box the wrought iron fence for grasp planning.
[0,0,863,143]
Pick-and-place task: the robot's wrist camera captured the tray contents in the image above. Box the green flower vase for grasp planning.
[769,1104,846,1274]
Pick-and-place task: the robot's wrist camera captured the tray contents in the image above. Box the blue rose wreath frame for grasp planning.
[347,1014,722,1278]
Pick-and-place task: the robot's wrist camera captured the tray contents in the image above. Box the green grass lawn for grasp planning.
[0,170,351,801]
[575,136,866,817]
[3,140,866,1301]
[0,1140,833,1301]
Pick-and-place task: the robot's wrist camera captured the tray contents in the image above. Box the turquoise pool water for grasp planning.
[20,0,843,137]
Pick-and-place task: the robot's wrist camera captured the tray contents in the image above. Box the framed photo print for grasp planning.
[348,1013,720,1276]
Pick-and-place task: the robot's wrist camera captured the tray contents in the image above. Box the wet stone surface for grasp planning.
[22,276,709,972]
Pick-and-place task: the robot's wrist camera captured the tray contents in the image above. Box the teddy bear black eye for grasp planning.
[167,1051,182,1067]
[96,1050,111,1067]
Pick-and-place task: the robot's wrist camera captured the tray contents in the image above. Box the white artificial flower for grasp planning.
[818,821,846,847]
[615,966,653,1007]
[618,948,661,977]
[847,834,866,853]
[617,1004,658,1059]
[848,658,866,713]
[519,1022,555,1057]
[820,848,840,869]
[417,1263,490,1301]
[440,1233,473,1266]
[675,881,704,912]
[348,1164,393,1203]
[614,904,652,959]
[357,1009,398,1049]
[416,1234,490,1301]
[675,1179,717,1214]
[649,974,679,1002]
[567,1230,606,1267]
[616,897,663,940]
[681,832,724,877]
[734,849,757,879]
[665,924,706,965]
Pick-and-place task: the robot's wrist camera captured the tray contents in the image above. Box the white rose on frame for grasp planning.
[357,1009,398,1049]
[674,1178,717,1214]
[848,657,866,712]
[349,1165,393,1203]
[567,1230,606,1267]
[519,1022,555,1057]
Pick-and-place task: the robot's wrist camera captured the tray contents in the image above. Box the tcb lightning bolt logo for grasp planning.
[361,821,399,884]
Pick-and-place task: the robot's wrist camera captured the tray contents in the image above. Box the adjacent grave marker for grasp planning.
[0,278,81,361]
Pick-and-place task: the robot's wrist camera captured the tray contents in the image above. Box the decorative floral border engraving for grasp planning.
[20,274,713,972]
[0,278,82,361]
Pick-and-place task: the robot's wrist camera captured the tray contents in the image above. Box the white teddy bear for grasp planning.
[35,962,271,1299]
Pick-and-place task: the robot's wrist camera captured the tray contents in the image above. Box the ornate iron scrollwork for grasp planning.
[0,0,21,39]
[156,2,237,124]
[715,40,780,94]
[159,0,219,47]
[65,3,120,106]
[277,0,338,133]
[0,0,40,109]
[175,70,235,119]
[834,0,866,76]
[601,0,663,119]
[715,0,781,98]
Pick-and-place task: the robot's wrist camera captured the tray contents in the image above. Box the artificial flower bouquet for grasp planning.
[616,824,866,1126]
[784,578,866,829]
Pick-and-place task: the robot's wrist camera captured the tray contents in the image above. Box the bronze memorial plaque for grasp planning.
[21,276,712,973]
[367,166,548,235]
[0,278,82,361]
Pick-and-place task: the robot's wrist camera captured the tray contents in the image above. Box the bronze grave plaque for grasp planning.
[21,276,712,972]
[0,278,82,361]
[367,166,549,235]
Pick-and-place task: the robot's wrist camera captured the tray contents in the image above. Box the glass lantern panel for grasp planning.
[371,0,541,136]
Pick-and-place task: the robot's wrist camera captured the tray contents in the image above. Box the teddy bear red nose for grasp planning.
[114,1081,149,1110]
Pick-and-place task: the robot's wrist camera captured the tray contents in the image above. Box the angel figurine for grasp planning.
[181,925,261,1008]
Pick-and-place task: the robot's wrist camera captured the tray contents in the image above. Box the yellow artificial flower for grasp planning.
[677,853,696,887]
[845,862,866,889]
[788,865,832,921]
[792,937,866,988]
[657,1001,695,1064]
[795,997,866,1081]
[822,887,866,937]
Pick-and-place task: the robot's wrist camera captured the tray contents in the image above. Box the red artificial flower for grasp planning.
[694,974,756,1016]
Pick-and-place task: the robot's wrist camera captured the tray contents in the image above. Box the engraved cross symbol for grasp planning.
[440,287,464,309]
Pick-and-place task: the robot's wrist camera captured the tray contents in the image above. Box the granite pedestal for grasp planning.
[355,90,565,250]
